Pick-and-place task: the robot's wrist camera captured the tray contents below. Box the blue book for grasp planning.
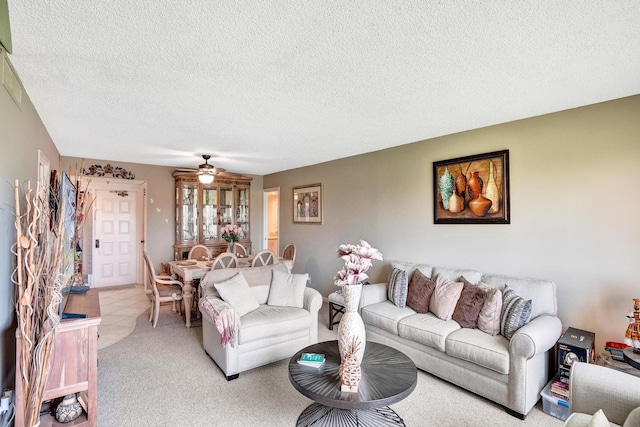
[298,353,325,367]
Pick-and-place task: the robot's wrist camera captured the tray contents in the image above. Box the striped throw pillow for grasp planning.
[388,267,408,308]
[500,285,532,340]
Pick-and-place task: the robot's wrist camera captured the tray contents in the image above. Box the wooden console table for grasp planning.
[14,289,101,427]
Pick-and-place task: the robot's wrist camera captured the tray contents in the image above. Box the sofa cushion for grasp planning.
[238,305,311,344]
[406,269,436,313]
[398,313,461,352]
[201,263,289,303]
[267,269,308,308]
[481,273,557,318]
[429,274,464,321]
[500,285,532,340]
[445,327,511,375]
[214,273,260,317]
[362,301,415,335]
[388,267,409,308]
[452,278,485,328]
[432,266,482,284]
[477,283,503,336]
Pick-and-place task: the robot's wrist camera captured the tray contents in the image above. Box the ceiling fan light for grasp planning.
[198,173,214,184]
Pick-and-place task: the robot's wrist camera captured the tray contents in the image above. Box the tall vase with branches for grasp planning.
[12,180,66,427]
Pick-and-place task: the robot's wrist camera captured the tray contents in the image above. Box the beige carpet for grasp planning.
[97,303,564,426]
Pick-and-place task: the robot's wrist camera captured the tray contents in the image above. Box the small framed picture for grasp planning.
[433,150,510,224]
[293,183,322,224]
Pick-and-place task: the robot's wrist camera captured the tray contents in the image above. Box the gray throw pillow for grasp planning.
[214,272,260,317]
[267,269,308,308]
[388,267,408,308]
[500,285,532,340]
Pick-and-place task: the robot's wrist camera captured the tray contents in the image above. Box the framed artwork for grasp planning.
[293,183,322,224]
[433,150,510,224]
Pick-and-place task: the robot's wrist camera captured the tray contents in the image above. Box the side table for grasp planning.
[289,340,417,426]
[327,291,345,330]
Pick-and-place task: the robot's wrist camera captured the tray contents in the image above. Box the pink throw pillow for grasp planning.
[477,283,503,336]
[429,274,464,321]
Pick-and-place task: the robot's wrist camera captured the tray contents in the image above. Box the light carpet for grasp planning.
[97,303,564,426]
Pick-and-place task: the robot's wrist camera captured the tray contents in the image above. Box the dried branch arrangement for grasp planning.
[11,179,65,427]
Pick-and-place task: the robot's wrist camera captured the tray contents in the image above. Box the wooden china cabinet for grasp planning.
[173,170,252,260]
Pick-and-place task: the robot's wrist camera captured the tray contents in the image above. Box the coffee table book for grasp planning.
[297,353,325,367]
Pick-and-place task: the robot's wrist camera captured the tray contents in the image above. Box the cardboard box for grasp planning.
[558,327,595,384]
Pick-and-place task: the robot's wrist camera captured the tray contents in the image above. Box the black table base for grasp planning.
[296,402,405,427]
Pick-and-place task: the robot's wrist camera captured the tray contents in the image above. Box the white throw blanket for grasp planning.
[199,296,241,348]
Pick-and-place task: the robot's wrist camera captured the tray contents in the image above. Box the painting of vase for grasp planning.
[433,150,510,224]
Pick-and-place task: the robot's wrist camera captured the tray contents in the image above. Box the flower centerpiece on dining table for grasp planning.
[220,224,242,253]
[334,240,383,392]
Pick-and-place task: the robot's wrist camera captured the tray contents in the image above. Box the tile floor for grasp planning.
[97,285,150,350]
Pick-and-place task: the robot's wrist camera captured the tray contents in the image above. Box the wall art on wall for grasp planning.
[293,183,322,224]
[433,150,510,224]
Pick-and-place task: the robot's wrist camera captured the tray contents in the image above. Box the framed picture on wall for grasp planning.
[433,150,510,224]
[293,183,322,224]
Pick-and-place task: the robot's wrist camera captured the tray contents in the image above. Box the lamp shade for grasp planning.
[198,173,214,184]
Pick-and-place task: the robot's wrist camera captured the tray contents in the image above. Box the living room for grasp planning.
[2,2,640,426]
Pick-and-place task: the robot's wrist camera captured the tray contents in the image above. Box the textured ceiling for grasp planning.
[7,1,640,175]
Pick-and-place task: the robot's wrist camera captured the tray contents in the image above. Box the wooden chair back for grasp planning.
[188,244,210,261]
[212,253,238,270]
[251,249,276,267]
[234,243,248,257]
[282,244,296,265]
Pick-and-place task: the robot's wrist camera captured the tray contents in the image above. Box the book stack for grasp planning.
[297,352,325,368]
[550,378,570,403]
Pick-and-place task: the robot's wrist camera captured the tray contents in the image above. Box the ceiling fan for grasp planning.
[175,154,226,184]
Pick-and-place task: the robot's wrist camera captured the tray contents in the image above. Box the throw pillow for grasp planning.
[429,274,464,321]
[388,267,409,308]
[452,277,486,328]
[477,283,503,336]
[500,285,533,340]
[587,409,609,427]
[406,269,436,313]
[214,273,260,317]
[267,269,308,308]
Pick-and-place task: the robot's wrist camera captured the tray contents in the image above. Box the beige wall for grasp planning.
[1,51,60,389]
[265,95,640,352]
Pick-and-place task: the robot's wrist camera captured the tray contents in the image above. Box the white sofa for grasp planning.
[564,362,640,427]
[359,261,562,418]
[199,263,322,380]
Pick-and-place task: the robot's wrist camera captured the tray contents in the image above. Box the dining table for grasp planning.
[169,256,292,328]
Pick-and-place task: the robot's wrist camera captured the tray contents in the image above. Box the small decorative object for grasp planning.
[83,163,135,179]
[625,298,640,353]
[55,394,83,423]
[293,183,323,224]
[467,171,483,200]
[438,167,454,210]
[469,194,493,217]
[220,224,242,253]
[433,150,510,224]
[334,240,383,393]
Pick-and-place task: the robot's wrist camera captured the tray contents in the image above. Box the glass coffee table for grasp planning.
[288,340,417,426]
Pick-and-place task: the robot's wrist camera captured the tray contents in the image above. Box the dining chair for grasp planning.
[188,244,210,261]
[143,252,184,328]
[282,243,296,266]
[234,243,248,257]
[251,249,276,267]
[212,252,238,270]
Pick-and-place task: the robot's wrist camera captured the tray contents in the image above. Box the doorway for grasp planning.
[263,188,279,255]
[81,178,147,288]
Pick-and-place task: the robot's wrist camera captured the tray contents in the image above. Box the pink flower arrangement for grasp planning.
[220,224,242,243]
[334,240,383,286]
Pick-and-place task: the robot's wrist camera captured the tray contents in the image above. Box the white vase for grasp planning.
[486,161,500,214]
[338,283,365,392]
[227,242,235,254]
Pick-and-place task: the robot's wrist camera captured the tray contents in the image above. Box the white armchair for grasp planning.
[564,362,640,427]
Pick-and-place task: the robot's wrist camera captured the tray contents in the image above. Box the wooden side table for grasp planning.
[327,291,345,330]
[288,340,417,426]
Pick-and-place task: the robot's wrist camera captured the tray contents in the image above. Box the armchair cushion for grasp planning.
[267,269,308,308]
[214,273,260,317]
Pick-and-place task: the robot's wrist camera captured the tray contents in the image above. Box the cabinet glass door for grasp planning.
[181,184,198,243]
[236,187,250,238]
[219,186,233,228]
[202,186,218,242]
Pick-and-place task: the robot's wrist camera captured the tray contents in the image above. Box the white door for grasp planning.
[92,189,138,287]
[263,188,279,254]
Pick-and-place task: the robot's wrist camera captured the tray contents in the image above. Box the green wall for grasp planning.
[265,95,640,352]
